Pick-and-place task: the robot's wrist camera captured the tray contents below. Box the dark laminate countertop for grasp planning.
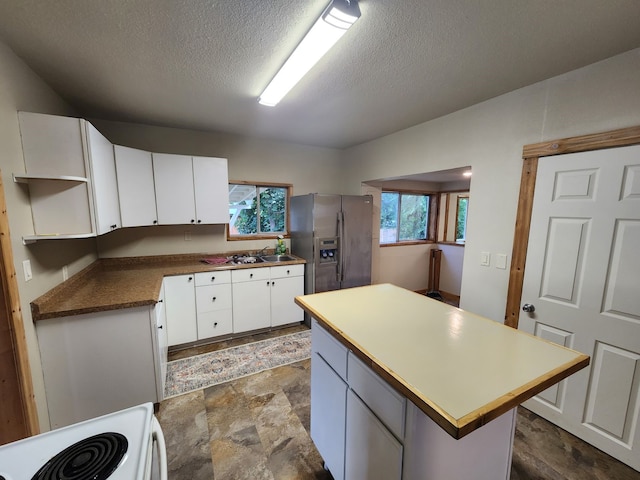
[31,253,306,321]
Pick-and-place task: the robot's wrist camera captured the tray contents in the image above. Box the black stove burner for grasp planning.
[32,432,128,480]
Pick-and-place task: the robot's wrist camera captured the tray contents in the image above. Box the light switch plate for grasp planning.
[22,259,32,282]
[480,252,491,267]
[496,254,508,269]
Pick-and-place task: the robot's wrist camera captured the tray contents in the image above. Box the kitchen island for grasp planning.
[295,284,589,480]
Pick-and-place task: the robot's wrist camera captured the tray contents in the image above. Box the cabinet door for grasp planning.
[153,284,168,400]
[270,275,304,327]
[114,145,158,227]
[345,390,403,480]
[85,122,121,234]
[192,156,229,224]
[18,112,94,235]
[152,153,196,225]
[163,275,197,346]
[18,112,87,176]
[311,352,347,480]
[232,279,271,332]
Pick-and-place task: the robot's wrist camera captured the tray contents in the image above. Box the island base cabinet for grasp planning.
[402,403,517,480]
[345,390,403,480]
[310,352,347,480]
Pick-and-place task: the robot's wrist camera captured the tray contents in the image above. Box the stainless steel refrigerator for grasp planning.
[290,194,373,304]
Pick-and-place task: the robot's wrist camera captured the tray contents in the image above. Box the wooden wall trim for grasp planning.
[505,157,538,328]
[0,173,39,437]
[523,126,640,158]
[506,125,640,329]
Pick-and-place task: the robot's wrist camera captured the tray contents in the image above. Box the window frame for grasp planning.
[227,181,292,241]
[455,194,469,243]
[380,189,438,247]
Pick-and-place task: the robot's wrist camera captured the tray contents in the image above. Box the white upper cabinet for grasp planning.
[153,153,229,226]
[17,112,230,239]
[192,156,229,224]
[152,153,197,225]
[114,146,158,227]
[16,112,120,239]
[85,123,121,234]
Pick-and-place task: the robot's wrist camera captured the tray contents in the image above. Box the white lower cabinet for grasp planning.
[37,307,161,429]
[154,283,168,400]
[345,390,404,480]
[232,265,304,333]
[231,267,271,332]
[164,274,197,346]
[165,265,304,345]
[195,271,233,338]
[270,265,304,327]
[311,352,347,480]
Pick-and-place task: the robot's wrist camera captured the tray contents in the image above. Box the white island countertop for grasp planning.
[295,283,589,439]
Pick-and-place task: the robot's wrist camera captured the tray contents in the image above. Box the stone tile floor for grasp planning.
[158,326,639,480]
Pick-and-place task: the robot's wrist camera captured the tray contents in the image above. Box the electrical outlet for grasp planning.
[22,260,32,282]
[184,231,192,241]
[496,254,508,270]
[480,252,491,267]
[62,265,69,281]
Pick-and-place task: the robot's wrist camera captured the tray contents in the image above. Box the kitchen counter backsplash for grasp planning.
[31,251,305,321]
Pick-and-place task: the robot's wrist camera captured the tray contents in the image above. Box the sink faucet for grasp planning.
[257,246,269,256]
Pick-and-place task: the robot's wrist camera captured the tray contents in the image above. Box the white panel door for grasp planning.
[192,156,229,224]
[520,144,640,469]
[114,145,158,227]
[152,153,196,225]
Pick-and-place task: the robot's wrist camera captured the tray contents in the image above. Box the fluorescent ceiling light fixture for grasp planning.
[258,0,361,107]
[463,171,472,177]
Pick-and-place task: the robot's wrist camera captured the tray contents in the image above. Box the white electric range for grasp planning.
[0,403,166,480]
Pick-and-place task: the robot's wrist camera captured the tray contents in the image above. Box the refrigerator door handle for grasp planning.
[337,211,344,283]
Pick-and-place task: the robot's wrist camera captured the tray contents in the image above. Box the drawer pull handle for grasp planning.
[250,273,253,278]
[188,277,193,281]
[211,276,215,281]
[214,322,218,327]
[287,270,290,274]
[212,297,217,302]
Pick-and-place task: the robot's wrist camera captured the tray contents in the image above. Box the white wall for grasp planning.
[91,119,342,258]
[0,41,98,431]
[342,48,640,321]
[438,244,464,296]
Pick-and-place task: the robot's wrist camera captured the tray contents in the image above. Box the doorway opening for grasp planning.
[364,166,472,306]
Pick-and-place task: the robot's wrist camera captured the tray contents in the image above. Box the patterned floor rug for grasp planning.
[164,330,311,398]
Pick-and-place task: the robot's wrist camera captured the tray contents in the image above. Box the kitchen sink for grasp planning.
[260,254,297,263]
[228,255,265,265]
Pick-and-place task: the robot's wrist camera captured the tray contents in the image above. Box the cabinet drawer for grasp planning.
[195,270,231,286]
[348,352,406,440]
[270,264,304,279]
[231,267,270,283]
[196,284,232,313]
[312,319,348,380]
[197,309,233,339]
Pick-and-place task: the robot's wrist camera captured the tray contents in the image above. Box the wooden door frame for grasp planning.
[505,126,640,328]
[0,171,39,439]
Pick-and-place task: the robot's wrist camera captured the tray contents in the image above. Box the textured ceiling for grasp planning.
[0,1,639,149]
